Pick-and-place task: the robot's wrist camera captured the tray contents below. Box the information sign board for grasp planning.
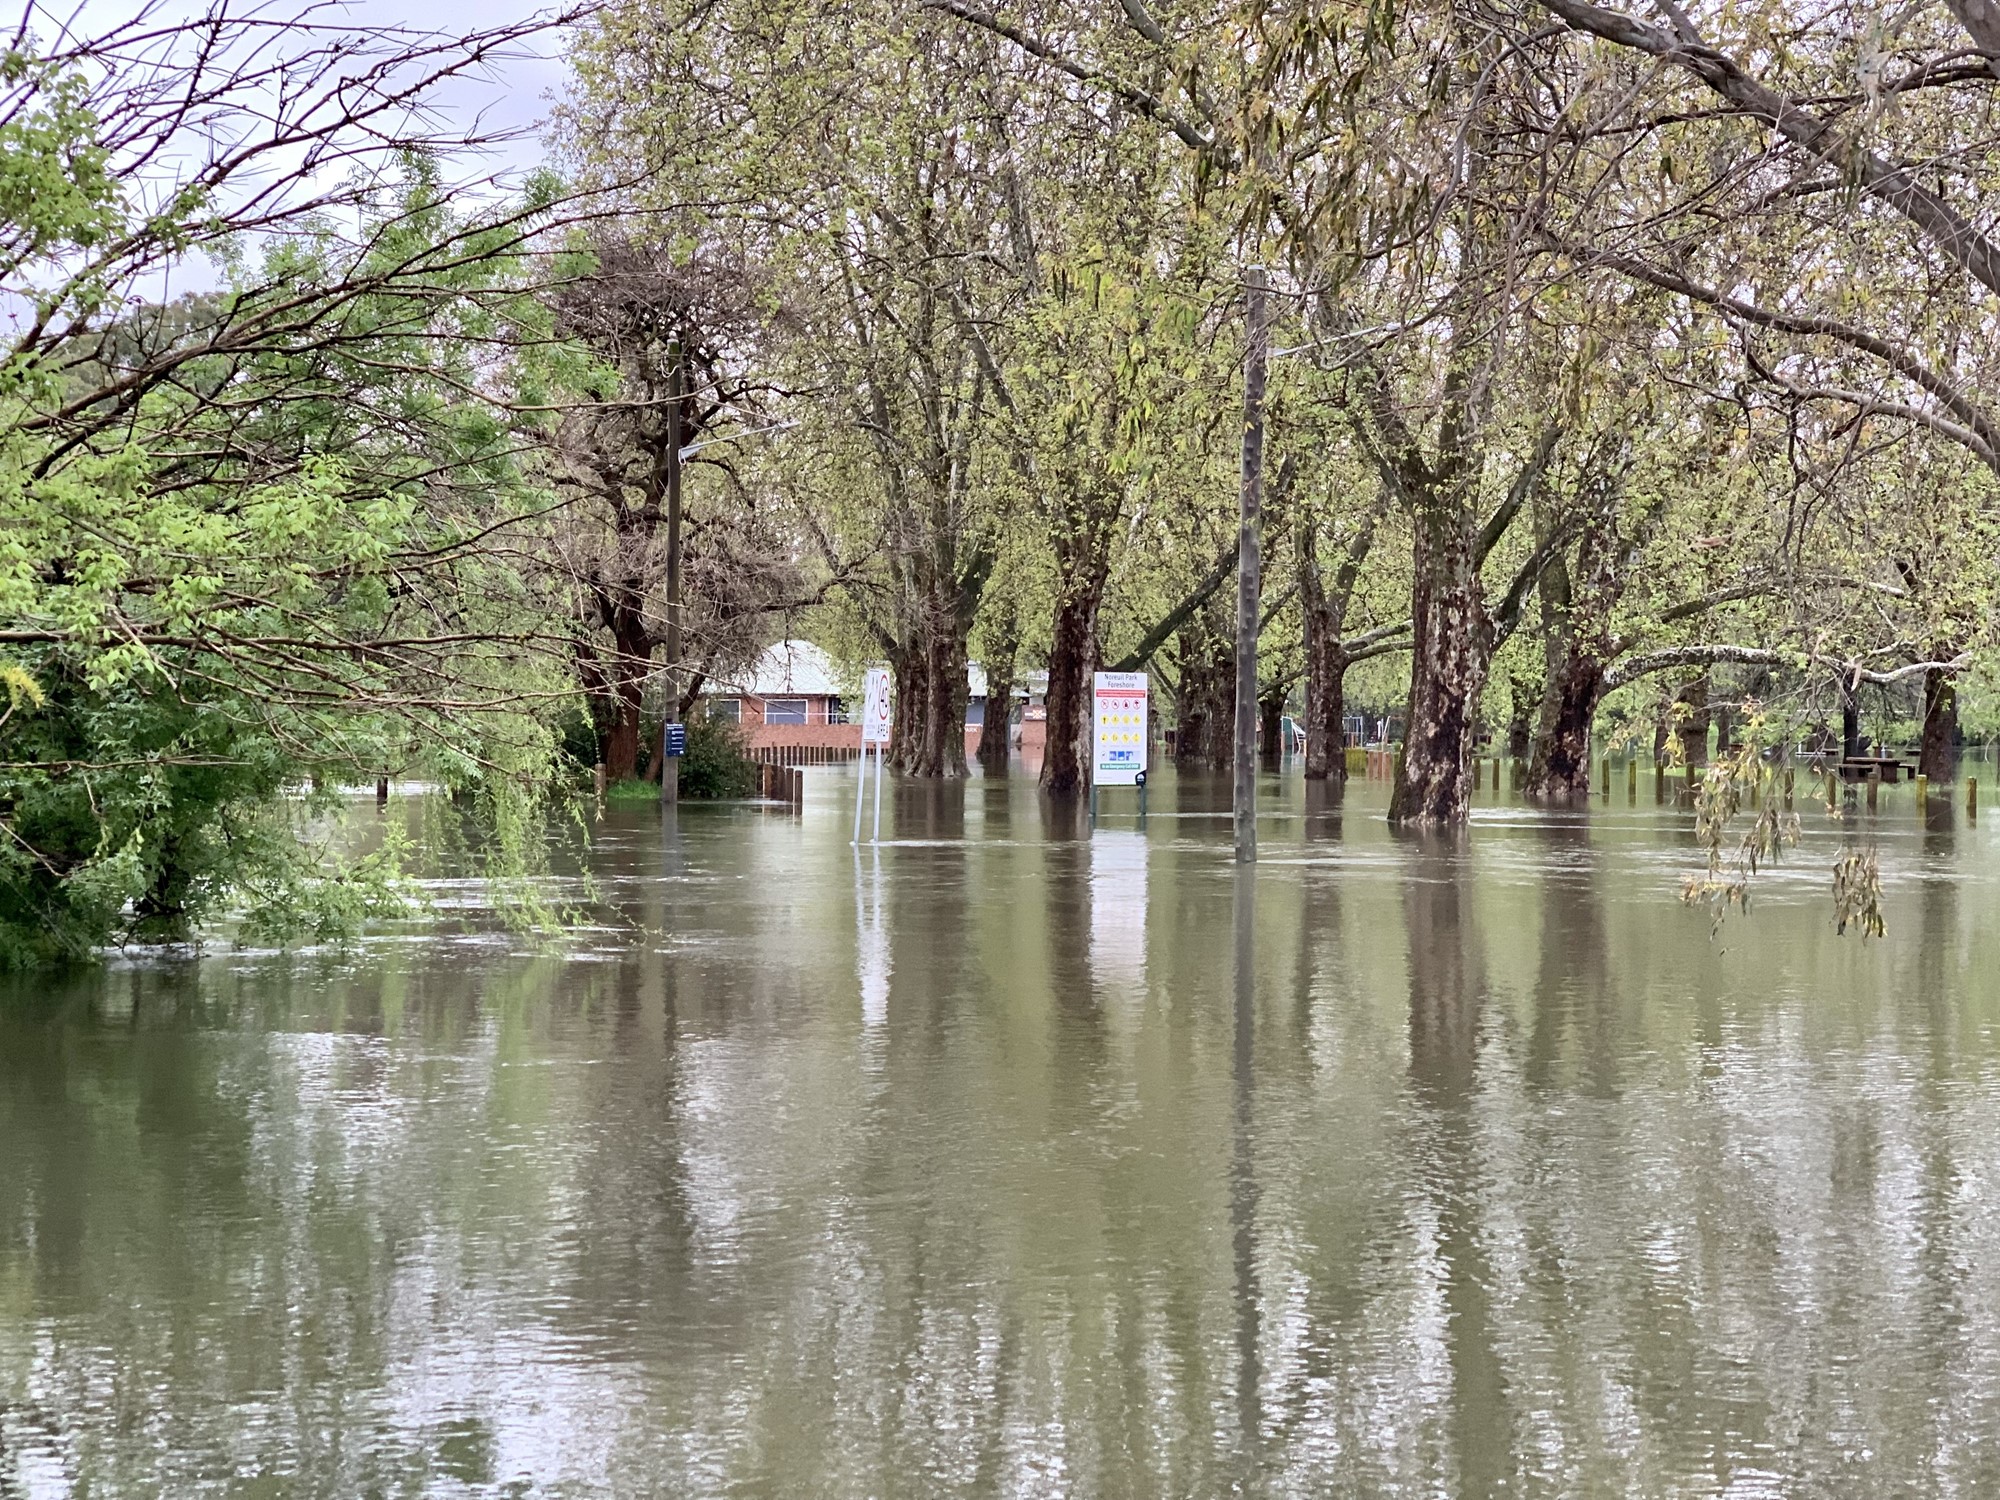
[861,666,894,746]
[662,723,687,758]
[1092,671,1149,786]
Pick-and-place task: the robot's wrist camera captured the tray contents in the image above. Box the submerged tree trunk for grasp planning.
[977,605,1020,772]
[1172,613,1234,770]
[978,658,1014,772]
[1527,655,1604,800]
[1296,477,1387,785]
[1921,665,1958,781]
[1677,674,1711,771]
[1507,669,1537,761]
[1391,509,1489,827]
[1302,616,1348,784]
[1042,579,1103,797]
[887,556,988,778]
[1259,684,1286,769]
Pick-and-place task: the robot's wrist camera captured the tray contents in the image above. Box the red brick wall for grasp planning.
[747,723,862,752]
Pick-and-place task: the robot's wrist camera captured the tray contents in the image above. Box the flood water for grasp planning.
[5,767,2000,1496]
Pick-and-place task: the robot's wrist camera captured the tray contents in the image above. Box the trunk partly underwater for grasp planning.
[1302,605,1347,785]
[1525,655,1604,800]
[1041,582,1103,797]
[978,654,1014,772]
[1921,665,1959,781]
[1390,510,1489,827]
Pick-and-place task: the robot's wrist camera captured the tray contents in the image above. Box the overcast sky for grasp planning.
[26,0,579,310]
[71,0,575,182]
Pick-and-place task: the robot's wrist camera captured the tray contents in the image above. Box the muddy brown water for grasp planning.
[4,768,1999,1496]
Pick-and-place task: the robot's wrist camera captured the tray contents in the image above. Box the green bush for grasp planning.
[605,718,760,802]
[679,717,759,799]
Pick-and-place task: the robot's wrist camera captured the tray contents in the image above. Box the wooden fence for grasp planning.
[749,744,860,766]
[756,763,805,804]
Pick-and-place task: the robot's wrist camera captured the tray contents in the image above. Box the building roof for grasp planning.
[708,639,846,698]
[706,641,1055,700]
[967,662,1048,698]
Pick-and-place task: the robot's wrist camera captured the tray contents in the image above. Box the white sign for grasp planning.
[861,666,893,745]
[1092,671,1149,786]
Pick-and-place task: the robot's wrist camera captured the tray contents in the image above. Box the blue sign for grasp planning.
[663,723,687,758]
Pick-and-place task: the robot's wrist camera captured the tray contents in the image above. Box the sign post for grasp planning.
[856,666,892,845]
[1092,671,1150,827]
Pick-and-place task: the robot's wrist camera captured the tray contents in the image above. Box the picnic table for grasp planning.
[1836,754,1915,783]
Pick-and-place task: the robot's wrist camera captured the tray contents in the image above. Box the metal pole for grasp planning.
[853,743,868,844]
[872,736,885,843]
[661,339,684,809]
[1234,265,1268,864]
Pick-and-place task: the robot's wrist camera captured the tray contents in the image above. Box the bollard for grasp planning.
[1627,757,1637,802]
[1601,757,1611,797]
[1474,758,1483,791]
[1970,778,1979,821]
[1493,756,1502,792]
[1917,773,1929,811]
[1655,762,1665,804]
[1825,770,1837,807]
[1867,768,1879,811]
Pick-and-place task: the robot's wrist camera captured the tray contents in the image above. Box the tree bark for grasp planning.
[602,612,653,781]
[1921,665,1959,781]
[1302,612,1348,784]
[1258,684,1285,769]
[1390,509,1489,826]
[978,654,1015,772]
[1042,580,1103,797]
[1173,621,1234,770]
[1527,656,1604,800]
[1677,674,1712,770]
[1507,669,1537,761]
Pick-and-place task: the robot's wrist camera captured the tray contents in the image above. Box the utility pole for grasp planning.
[1234,267,1268,863]
[662,339,684,808]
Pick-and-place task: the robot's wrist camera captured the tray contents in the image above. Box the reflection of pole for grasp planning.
[661,338,684,809]
[1235,267,1268,864]
[872,737,885,842]
[1229,864,1262,1480]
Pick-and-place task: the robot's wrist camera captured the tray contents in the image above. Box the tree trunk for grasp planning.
[602,614,653,781]
[888,643,925,773]
[1173,625,1234,770]
[978,656,1014,772]
[1390,511,1488,827]
[1840,678,1862,759]
[922,627,971,777]
[1525,656,1603,800]
[1921,665,1958,781]
[1302,605,1347,784]
[1677,674,1711,770]
[1042,585,1101,797]
[1258,686,1285,769]
[1506,669,1537,760]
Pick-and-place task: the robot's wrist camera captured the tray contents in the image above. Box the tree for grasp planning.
[0,6,598,962]
[547,229,799,780]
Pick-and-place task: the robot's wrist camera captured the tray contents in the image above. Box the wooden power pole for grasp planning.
[1234,267,1268,864]
[662,340,684,808]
